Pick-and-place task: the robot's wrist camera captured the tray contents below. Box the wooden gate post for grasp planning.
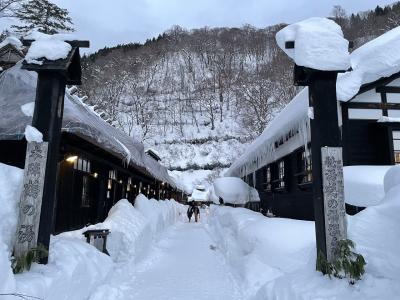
[14,40,89,263]
[291,62,347,269]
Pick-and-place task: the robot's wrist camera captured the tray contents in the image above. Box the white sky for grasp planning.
[4,0,398,52]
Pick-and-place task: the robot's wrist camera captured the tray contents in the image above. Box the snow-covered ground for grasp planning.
[1,160,399,300]
[89,220,243,300]
[209,165,400,300]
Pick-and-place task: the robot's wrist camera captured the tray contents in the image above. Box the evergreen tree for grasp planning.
[12,0,73,35]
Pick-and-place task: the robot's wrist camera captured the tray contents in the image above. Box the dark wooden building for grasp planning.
[0,38,25,73]
[227,70,400,220]
[0,63,184,233]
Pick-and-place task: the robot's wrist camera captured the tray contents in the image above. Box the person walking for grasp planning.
[193,203,200,222]
[187,201,194,222]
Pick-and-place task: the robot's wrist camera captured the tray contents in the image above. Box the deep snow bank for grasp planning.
[0,163,23,298]
[209,164,400,300]
[0,159,185,300]
[61,195,185,264]
[343,165,392,207]
[208,206,315,297]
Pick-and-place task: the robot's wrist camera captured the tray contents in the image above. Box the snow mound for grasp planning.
[0,36,23,50]
[0,163,22,297]
[276,17,350,71]
[24,125,43,142]
[134,194,184,237]
[25,39,72,64]
[337,26,400,101]
[383,164,400,194]
[344,165,392,207]
[16,236,113,300]
[213,177,250,205]
[208,206,315,297]
[0,163,23,251]
[20,102,35,117]
[95,199,151,263]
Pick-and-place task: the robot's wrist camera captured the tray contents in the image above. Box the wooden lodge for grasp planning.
[0,62,185,234]
[0,38,25,73]
[227,38,400,221]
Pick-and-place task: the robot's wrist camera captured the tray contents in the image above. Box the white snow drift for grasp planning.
[0,160,185,300]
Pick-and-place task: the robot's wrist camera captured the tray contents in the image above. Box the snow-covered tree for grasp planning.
[12,0,73,34]
[0,0,22,18]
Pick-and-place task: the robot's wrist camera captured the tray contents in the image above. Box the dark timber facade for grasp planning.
[242,75,400,221]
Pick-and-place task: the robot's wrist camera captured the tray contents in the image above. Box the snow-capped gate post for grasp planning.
[14,39,89,264]
[276,18,350,271]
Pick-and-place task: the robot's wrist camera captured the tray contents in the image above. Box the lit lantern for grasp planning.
[66,155,78,163]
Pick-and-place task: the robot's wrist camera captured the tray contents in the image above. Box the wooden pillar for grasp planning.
[308,70,342,261]
[292,64,347,267]
[34,72,66,261]
[15,40,89,264]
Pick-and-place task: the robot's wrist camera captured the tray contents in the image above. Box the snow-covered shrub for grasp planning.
[316,239,366,284]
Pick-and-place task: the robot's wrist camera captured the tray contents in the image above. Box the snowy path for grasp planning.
[91,220,243,300]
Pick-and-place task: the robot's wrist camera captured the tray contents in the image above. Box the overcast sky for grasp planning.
[16,1,400,52]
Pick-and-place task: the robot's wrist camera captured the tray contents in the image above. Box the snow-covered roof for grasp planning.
[0,63,176,188]
[191,188,209,202]
[145,148,161,161]
[226,88,310,177]
[0,36,23,51]
[228,25,400,178]
[337,26,400,101]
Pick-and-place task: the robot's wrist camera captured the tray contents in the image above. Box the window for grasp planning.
[74,157,91,173]
[277,160,285,189]
[394,131,400,164]
[264,166,272,191]
[81,175,90,207]
[298,148,312,184]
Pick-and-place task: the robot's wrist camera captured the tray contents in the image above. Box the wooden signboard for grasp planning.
[321,147,347,262]
[14,142,48,259]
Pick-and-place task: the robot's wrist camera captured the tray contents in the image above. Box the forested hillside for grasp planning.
[79,2,400,191]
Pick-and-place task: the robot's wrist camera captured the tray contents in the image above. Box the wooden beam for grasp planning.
[344,102,400,110]
[22,39,90,48]
[376,86,400,93]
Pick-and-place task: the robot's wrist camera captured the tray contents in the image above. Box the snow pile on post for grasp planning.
[24,125,43,142]
[276,17,350,71]
[25,39,71,64]
[343,165,392,207]
[337,26,400,101]
[20,102,35,117]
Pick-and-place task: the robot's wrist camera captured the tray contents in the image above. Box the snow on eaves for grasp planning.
[229,25,400,178]
[226,88,310,178]
[0,36,23,51]
[276,17,350,71]
[0,63,176,187]
[337,26,400,101]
